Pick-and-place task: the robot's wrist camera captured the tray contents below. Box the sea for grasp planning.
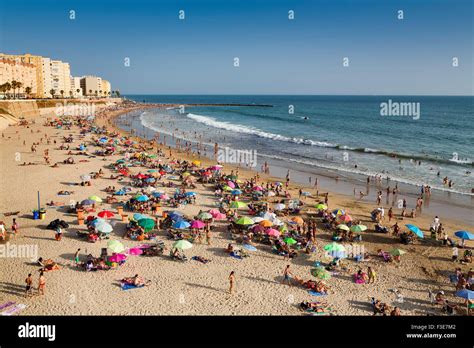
[116,95,474,224]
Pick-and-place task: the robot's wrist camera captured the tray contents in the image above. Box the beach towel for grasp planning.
[191,256,211,264]
[0,301,15,311]
[1,304,27,316]
[308,290,327,296]
[121,283,145,291]
[449,275,458,283]
[230,252,242,260]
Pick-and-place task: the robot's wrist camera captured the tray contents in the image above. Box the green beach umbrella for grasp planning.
[284,237,297,245]
[311,266,331,280]
[336,224,350,231]
[198,212,213,220]
[223,185,232,192]
[230,201,247,209]
[235,216,254,225]
[315,203,328,210]
[107,240,125,253]
[138,218,155,232]
[390,248,406,256]
[173,240,193,250]
[323,242,345,252]
[350,224,367,233]
[88,195,102,203]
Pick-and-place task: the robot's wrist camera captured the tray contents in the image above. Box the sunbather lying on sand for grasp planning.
[121,274,150,287]
[37,257,61,272]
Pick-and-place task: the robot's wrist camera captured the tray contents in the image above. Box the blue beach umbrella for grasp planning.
[115,190,126,196]
[145,178,156,183]
[185,192,197,197]
[135,195,149,202]
[168,211,183,219]
[405,224,424,238]
[81,199,95,206]
[231,189,242,195]
[173,220,190,229]
[454,231,474,240]
[455,289,474,300]
[90,218,106,227]
[133,213,147,221]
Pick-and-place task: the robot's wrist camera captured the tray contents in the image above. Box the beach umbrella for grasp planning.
[116,159,125,164]
[115,190,126,196]
[274,203,286,211]
[185,192,197,197]
[323,242,345,252]
[350,224,367,233]
[242,244,257,252]
[454,231,474,240]
[253,186,264,191]
[173,220,191,229]
[209,165,223,171]
[198,212,213,220]
[213,213,227,220]
[315,203,328,210]
[127,247,143,256]
[230,201,247,209]
[95,221,113,233]
[145,178,155,183]
[231,189,242,196]
[133,213,148,221]
[405,224,424,238]
[455,289,474,300]
[192,160,201,166]
[390,248,406,256]
[98,210,115,219]
[284,237,297,245]
[259,220,273,228]
[107,240,125,253]
[336,224,350,231]
[208,208,220,215]
[252,224,265,233]
[190,220,205,229]
[89,217,106,227]
[261,212,276,221]
[135,195,149,202]
[147,169,157,173]
[88,195,102,203]
[266,228,281,237]
[235,216,254,225]
[80,174,91,181]
[339,214,352,223]
[146,186,156,193]
[138,218,155,231]
[266,191,276,197]
[169,211,184,219]
[332,209,345,216]
[173,240,193,250]
[227,181,236,189]
[252,217,265,223]
[81,199,94,206]
[311,266,331,280]
[160,194,170,200]
[291,216,304,225]
[108,253,127,263]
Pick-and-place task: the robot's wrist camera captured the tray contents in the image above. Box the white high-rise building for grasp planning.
[70,76,83,98]
[50,60,71,98]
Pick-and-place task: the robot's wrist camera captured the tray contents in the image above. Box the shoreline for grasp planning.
[112,105,474,226]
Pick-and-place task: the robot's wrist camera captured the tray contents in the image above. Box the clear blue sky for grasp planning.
[0,0,472,95]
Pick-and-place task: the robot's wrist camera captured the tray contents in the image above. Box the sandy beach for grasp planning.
[0,102,472,316]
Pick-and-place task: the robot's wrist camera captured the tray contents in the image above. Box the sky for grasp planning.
[0,0,472,95]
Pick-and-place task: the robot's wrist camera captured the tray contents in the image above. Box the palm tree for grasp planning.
[76,88,80,96]
[25,86,32,98]
[69,90,73,99]
[11,80,18,99]
[4,82,11,99]
[94,90,98,97]
[115,90,121,98]
[89,89,92,96]
[16,82,23,98]
[50,89,56,99]
[99,90,103,97]
[60,90,64,99]
[0,83,5,98]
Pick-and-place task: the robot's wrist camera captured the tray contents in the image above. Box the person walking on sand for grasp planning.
[367,267,376,284]
[228,271,235,294]
[25,273,33,297]
[282,265,292,286]
[205,227,212,246]
[11,218,19,237]
[38,271,46,295]
[74,248,81,267]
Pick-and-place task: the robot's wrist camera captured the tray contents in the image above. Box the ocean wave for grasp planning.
[186,113,473,167]
[186,113,336,147]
